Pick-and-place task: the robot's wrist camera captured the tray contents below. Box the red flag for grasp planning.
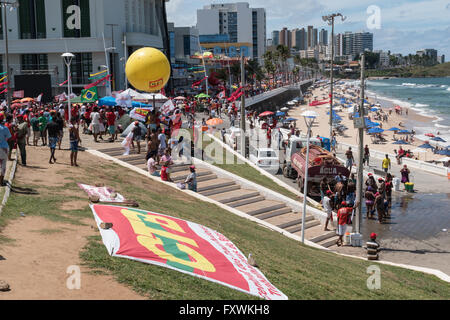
[59,79,69,87]
[191,77,207,88]
[84,74,111,90]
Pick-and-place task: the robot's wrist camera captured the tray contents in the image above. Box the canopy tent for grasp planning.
[98,96,151,108]
[121,88,168,101]
[387,127,401,131]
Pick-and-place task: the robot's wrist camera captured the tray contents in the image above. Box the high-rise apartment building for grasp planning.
[196,2,267,60]
[279,27,291,48]
[272,30,280,46]
[319,29,328,46]
[307,25,314,48]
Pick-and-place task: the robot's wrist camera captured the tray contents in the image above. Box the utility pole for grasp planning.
[323,13,346,139]
[106,24,119,91]
[240,49,246,157]
[355,53,365,236]
[1,1,18,108]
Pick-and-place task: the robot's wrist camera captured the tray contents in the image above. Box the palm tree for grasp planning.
[276,45,290,83]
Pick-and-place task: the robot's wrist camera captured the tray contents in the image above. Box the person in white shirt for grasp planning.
[90,107,101,142]
[157,130,167,160]
[323,190,334,231]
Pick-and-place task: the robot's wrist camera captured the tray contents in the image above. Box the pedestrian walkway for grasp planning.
[335,147,449,193]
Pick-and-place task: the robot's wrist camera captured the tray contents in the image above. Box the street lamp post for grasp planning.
[300,110,318,244]
[323,13,346,140]
[62,52,75,123]
[1,0,19,108]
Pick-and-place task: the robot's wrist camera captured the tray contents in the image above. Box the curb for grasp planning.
[0,152,18,216]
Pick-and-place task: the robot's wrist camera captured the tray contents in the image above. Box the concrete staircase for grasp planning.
[98,146,339,248]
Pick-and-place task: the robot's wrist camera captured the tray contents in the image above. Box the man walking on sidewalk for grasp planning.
[345,147,355,171]
[382,154,391,174]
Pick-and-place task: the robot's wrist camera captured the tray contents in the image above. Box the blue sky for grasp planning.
[167,0,450,58]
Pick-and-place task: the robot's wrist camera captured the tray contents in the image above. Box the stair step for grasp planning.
[197,179,236,193]
[99,147,127,153]
[209,190,260,204]
[309,231,338,244]
[168,164,192,173]
[124,158,147,165]
[318,237,339,248]
[277,216,315,230]
[199,185,240,197]
[288,220,321,234]
[226,196,266,208]
[171,169,213,182]
[238,201,287,216]
[118,154,147,162]
[256,207,293,220]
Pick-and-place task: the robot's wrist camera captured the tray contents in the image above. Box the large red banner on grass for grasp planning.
[90,204,288,300]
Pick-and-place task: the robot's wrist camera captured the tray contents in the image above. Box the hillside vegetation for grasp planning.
[366,62,450,78]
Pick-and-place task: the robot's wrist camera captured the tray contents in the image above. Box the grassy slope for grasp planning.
[1,160,449,300]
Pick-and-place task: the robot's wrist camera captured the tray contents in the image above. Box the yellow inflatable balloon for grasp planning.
[125,47,171,92]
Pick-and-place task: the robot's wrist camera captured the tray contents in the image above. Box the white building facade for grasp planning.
[196,2,266,62]
[0,0,169,98]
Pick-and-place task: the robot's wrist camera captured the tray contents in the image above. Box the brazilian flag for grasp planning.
[81,86,98,102]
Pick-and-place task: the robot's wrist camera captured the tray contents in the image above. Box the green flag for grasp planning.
[81,86,98,102]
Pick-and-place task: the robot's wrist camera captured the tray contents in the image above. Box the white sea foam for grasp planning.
[415,103,430,108]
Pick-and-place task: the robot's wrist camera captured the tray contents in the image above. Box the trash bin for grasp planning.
[393,177,400,191]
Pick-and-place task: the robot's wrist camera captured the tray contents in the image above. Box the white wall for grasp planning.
[197,9,219,35]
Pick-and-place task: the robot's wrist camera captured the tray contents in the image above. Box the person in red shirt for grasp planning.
[336,201,352,246]
[106,108,116,142]
[160,161,173,182]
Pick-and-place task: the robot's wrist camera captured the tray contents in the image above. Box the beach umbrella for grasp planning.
[283,118,298,122]
[11,103,22,108]
[276,111,286,117]
[387,127,401,131]
[259,111,274,117]
[174,96,186,100]
[21,97,34,103]
[398,130,411,134]
[206,118,224,126]
[195,93,210,99]
[370,107,380,112]
[393,140,409,145]
[436,149,450,156]
[395,105,402,111]
[418,143,434,150]
[368,127,384,134]
[431,137,446,143]
[425,133,435,138]
[280,107,289,112]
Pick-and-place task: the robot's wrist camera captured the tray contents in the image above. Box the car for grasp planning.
[249,146,280,174]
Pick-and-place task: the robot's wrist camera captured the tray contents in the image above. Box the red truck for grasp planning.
[291,144,350,197]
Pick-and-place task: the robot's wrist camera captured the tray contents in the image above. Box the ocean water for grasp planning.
[365,77,450,145]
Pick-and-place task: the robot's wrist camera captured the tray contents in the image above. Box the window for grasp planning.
[18,0,46,39]
[68,53,92,84]
[62,0,91,38]
[169,31,175,59]
[21,54,48,71]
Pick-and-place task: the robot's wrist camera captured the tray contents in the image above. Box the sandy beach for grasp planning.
[288,83,445,162]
